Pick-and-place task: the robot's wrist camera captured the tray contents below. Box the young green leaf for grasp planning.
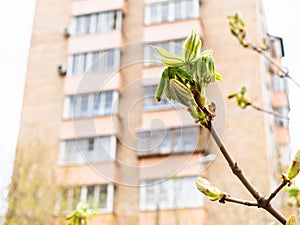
[155,68,170,102]
[286,215,296,225]
[167,79,196,107]
[173,67,193,81]
[215,72,223,81]
[183,29,202,63]
[153,46,185,67]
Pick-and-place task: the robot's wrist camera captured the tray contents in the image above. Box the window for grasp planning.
[274,107,289,127]
[272,74,288,92]
[72,10,122,35]
[144,39,185,66]
[59,136,117,165]
[68,48,120,75]
[144,0,199,25]
[140,177,204,210]
[268,35,284,58]
[143,85,182,110]
[137,126,199,156]
[56,184,114,213]
[63,91,118,119]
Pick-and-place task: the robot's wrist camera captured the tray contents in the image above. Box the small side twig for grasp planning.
[220,195,258,207]
[266,176,290,204]
[247,42,300,89]
[250,104,289,120]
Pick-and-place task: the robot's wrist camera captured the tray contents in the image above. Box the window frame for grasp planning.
[67,48,120,76]
[140,177,204,210]
[63,91,119,119]
[144,0,200,25]
[137,126,199,156]
[59,135,117,165]
[71,10,122,36]
[55,184,114,214]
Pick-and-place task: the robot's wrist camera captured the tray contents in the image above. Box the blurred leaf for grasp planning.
[215,72,223,81]
[286,215,296,225]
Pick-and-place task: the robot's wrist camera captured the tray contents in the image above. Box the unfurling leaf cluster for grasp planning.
[228,86,251,109]
[66,202,98,225]
[228,12,268,52]
[155,29,222,127]
[228,12,247,47]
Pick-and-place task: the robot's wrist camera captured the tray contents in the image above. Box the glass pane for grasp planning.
[80,95,89,117]
[72,186,82,210]
[161,2,169,22]
[104,92,113,114]
[160,131,171,154]
[158,181,170,208]
[145,182,157,208]
[86,186,95,209]
[93,94,101,116]
[59,187,69,212]
[183,127,197,151]
[99,185,108,209]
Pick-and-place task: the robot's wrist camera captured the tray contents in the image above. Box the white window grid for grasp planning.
[137,126,199,156]
[70,10,122,36]
[144,39,185,66]
[272,74,288,92]
[144,0,199,25]
[63,91,119,119]
[55,184,114,214]
[59,136,117,165]
[140,177,204,210]
[67,48,120,75]
[274,107,289,127]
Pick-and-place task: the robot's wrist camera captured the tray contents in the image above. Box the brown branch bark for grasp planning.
[207,122,287,224]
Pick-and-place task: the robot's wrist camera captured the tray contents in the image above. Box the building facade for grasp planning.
[9,0,290,224]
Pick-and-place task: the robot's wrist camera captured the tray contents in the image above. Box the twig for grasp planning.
[207,122,287,224]
[250,104,289,120]
[220,195,258,207]
[208,123,262,200]
[266,177,290,204]
[247,42,300,89]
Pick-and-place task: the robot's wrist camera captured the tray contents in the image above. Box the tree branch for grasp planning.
[220,195,258,207]
[207,122,287,224]
[266,177,290,204]
[208,123,262,200]
[250,104,289,120]
[247,42,300,89]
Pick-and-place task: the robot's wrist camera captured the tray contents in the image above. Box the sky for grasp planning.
[263,0,300,151]
[0,0,36,215]
[0,0,299,217]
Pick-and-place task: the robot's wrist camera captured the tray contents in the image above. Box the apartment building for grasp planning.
[9,0,290,224]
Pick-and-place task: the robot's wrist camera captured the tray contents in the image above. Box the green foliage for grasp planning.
[5,143,57,225]
[228,12,248,47]
[66,202,98,225]
[228,86,251,109]
[154,29,222,127]
[195,177,223,201]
